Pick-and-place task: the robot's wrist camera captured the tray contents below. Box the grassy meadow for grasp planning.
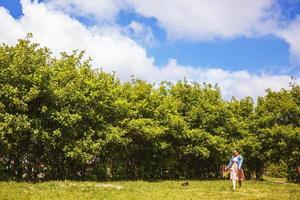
[0,179,299,200]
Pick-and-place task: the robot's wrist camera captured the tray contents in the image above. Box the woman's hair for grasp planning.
[232,150,239,154]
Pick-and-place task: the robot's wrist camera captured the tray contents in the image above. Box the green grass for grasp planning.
[0,179,299,200]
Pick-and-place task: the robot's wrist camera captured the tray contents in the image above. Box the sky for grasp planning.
[0,0,300,100]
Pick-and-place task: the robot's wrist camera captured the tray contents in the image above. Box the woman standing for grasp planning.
[225,150,244,191]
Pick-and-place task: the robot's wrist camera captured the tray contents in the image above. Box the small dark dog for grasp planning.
[181,181,189,186]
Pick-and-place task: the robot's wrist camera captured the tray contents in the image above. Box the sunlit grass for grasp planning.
[0,179,299,200]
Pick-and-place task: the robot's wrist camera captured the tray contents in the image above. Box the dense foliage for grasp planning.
[0,37,299,182]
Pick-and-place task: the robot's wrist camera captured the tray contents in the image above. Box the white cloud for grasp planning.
[44,0,126,23]
[275,16,300,65]
[126,21,157,47]
[0,7,24,44]
[126,0,300,64]
[127,0,277,40]
[45,0,277,40]
[0,0,155,80]
[0,0,298,101]
[43,0,300,63]
[153,59,297,100]
[44,0,277,40]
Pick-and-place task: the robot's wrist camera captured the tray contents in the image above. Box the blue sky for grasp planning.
[115,7,292,73]
[1,0,299,73]
[114,2,299,75]
[0,0,300,99]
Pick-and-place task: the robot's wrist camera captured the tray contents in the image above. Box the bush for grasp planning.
[265,161,288,178]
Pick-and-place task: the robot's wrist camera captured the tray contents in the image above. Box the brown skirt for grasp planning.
[238,169,245,181]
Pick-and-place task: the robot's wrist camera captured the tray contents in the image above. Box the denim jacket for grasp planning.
[227,155,243,170]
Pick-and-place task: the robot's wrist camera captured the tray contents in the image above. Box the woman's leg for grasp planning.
[238,180,242,187]
[232,179,236,191]
[238,169,244,187]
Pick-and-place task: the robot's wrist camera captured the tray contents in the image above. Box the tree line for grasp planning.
[0,36,299,182]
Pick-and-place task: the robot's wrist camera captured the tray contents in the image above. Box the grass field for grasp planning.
[0,179,299,200]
